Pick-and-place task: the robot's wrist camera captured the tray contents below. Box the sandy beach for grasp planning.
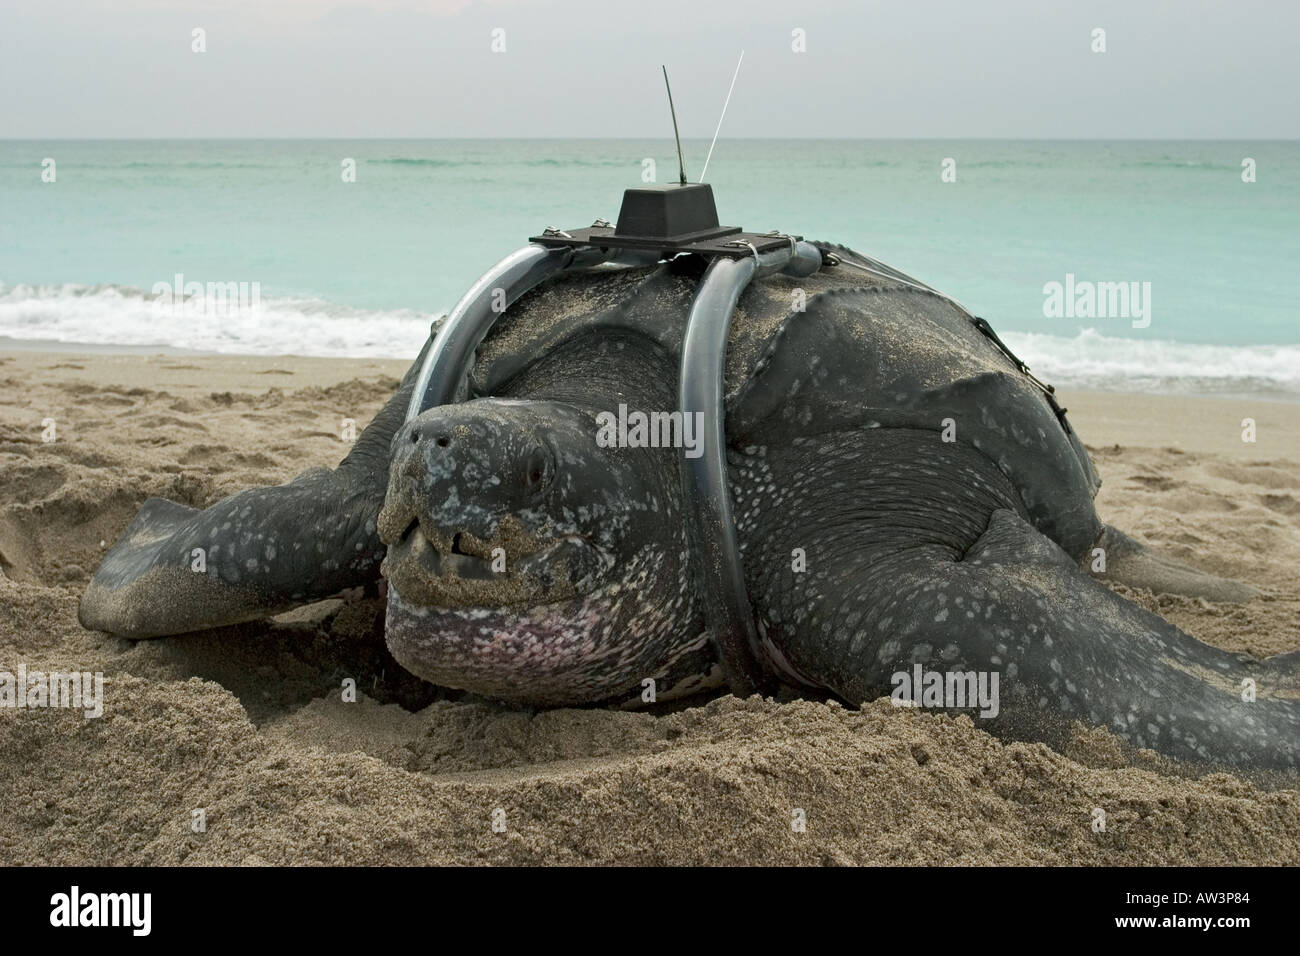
[0,347,1297,865]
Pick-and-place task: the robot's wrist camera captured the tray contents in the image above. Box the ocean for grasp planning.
[1,138,1297,399]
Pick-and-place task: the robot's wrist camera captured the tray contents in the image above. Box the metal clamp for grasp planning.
[723,238,761,266]
[761,230,797,257]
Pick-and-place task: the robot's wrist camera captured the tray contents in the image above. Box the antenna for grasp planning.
[662,65,688,185]
[700,50,744,183]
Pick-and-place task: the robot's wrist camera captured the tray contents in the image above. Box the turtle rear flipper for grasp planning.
[1089,524,1258,603]
[80,340,432,638]
[738,429,1298,769]
[767,505,1298,769]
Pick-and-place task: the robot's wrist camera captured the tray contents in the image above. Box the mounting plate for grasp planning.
[531,183,800,260]
[531,225,802,259]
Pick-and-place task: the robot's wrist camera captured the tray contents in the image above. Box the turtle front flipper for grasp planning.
[79,340,432,639]
[78,468,384,637]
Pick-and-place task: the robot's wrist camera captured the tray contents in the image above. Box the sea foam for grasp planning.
[0,282,437,359]
[1001,328,1300,399]
[1,283,1297,399]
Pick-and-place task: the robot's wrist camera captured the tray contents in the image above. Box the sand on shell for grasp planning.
[0,348,1297,865]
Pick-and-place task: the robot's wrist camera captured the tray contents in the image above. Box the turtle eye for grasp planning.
[521,444,552,497]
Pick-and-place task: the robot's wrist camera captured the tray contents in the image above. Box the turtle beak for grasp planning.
[384,402,553,542]
[379,401,604,606]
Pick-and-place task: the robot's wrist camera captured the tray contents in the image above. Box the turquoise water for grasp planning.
[1,139,1297,394]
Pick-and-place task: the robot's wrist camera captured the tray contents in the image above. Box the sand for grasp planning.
[0,348,1297,865]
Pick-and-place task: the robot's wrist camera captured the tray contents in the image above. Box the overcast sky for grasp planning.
[2,0,1296,139]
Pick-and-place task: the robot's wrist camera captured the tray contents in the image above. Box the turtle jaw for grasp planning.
[379,509,613,610]
[378,500,631,703]
[380,584,610,704]
[380,543,688,705]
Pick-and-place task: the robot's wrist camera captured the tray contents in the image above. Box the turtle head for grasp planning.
[379,397,698,704]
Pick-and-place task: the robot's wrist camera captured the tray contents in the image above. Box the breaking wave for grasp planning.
[0,283,438,358]
[1,284,1297,399]
[1001,328,1300,400]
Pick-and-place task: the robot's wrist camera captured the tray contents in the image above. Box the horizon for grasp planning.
[4,136,1299,143]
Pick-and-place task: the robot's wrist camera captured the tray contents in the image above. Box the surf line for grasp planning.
[595,404,706,459]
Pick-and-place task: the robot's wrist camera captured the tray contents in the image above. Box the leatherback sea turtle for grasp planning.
[79,242,1299,770]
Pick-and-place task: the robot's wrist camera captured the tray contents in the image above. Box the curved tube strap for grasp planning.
[678,241,822,695]
[406,243,611,421]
